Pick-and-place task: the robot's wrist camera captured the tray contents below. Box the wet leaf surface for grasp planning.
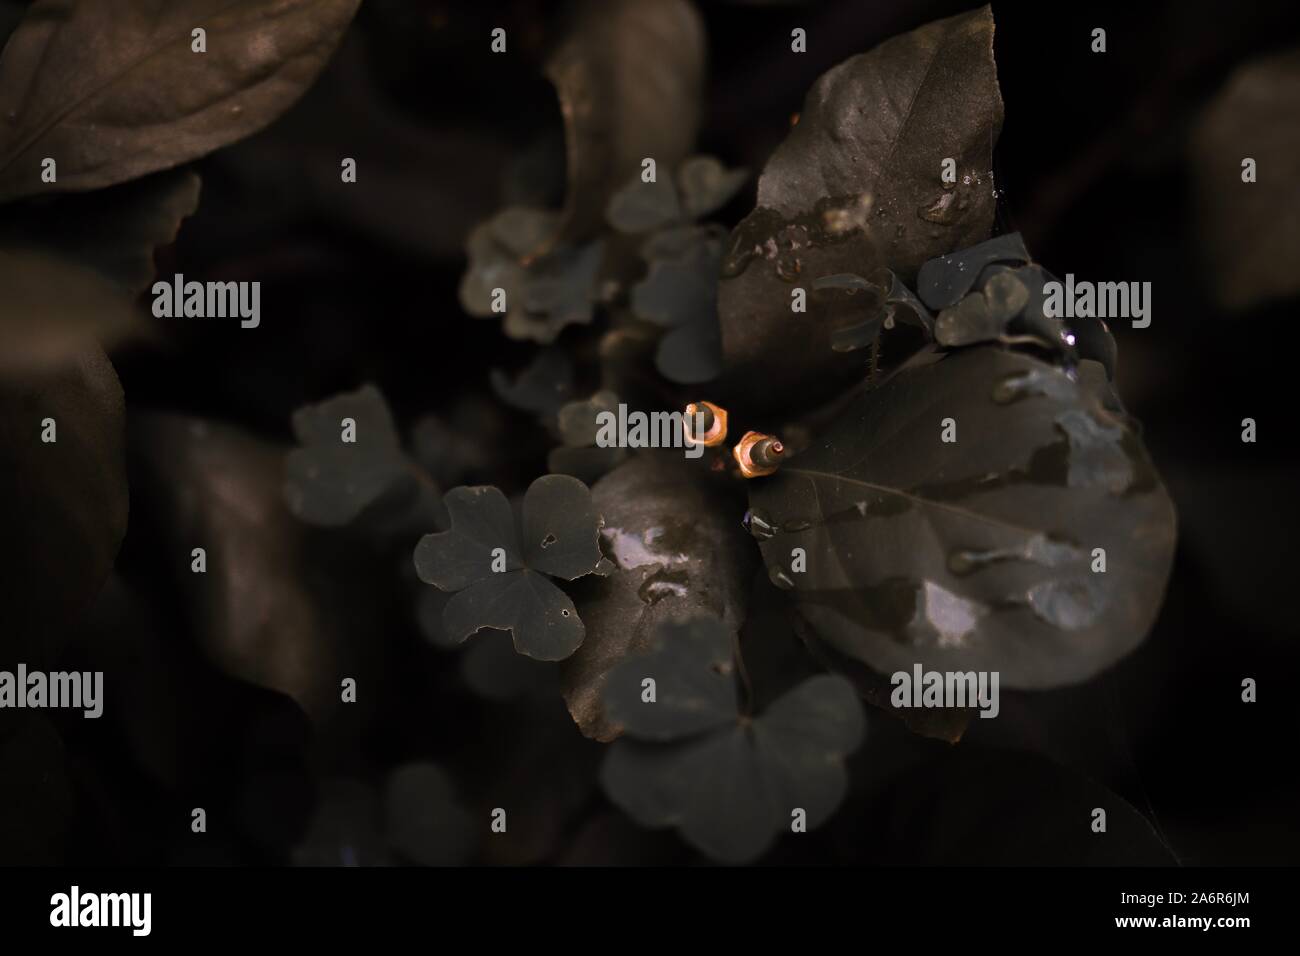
[600,613,865,863]
[0,0,362,201]
[748,345,1177,688]
[717,202,884,407]
[917,232,1031,311]
[0,347,126,662]
[413,476,608,661]
[562,457,755,740]
[754,5,1003,282]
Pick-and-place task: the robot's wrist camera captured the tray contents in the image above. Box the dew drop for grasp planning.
[768,566,796,590]
[919,191,957,224]
[744,510,775,541]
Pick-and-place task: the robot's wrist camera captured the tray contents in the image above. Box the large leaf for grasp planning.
[717,204,883,407]
[561,457,755,741]
[748,347,1176,689]
[0,346,126,662]
[544,0,704,246]
[0,0,361,202]
[715,6,1004,407]
[754,5,1003,282]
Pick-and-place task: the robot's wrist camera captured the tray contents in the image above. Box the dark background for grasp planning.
[5,0,1298,866]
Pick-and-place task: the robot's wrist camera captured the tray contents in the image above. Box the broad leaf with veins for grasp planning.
[0,0,361,202]
[748,346,1176,688]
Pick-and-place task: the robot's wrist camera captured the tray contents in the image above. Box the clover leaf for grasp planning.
[604,157,746,384]
[631,228,725,383]
[413,475,610,661]
[489,347,576,420]
[459,207,604,344]
[285,384,440,531]
[917,234,1118,378]
[606,155,747,235]
[599,614,865,863]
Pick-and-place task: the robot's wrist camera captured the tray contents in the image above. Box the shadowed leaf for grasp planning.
[600,614,865,863]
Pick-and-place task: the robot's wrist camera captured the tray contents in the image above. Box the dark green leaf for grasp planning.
[0,0,361,202]
[489,347,575,419]
[285,385,435,530]
[631,233,723,383]
[599,614,865,863]
[602,616,738,740]
[917,232,1030,311]
[748,346,1177,689]
[413,476,607,661]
